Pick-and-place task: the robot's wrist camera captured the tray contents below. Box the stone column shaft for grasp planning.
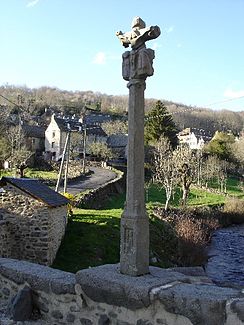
[120,79,149,276]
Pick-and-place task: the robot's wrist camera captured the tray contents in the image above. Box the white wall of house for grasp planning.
[45,115,66,161]
[178,130,204,150]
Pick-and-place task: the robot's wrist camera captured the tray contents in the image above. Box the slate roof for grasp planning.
[52,115,107,137]
[83,113,113,125]
[54,116,82,132]
[22,124,46,138]
[107,134,128,148]
[178,128,212,141]
[86,125,107,137]
[0,177,69,207]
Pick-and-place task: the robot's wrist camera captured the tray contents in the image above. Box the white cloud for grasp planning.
[26,0,40,7]
[224,88,244,98]
[93,52,106,65]
[177,43,182,48]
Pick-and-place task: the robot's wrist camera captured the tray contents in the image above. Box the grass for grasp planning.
[25,168,58,180]
[146,184,227,207]
[53,180,240,273]
[52,207,122,272]
[0,168,58,180]
[208,177,244,199]
[53,176,244,273]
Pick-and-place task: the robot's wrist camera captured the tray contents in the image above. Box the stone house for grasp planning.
[45,114,82,161]
[0,176,69,266]
[85,125,107,154]
[107,134,128,160]
[21,124,45,155]
[45,114,107,160]
[80,111,113,126]
[177,128,206,150]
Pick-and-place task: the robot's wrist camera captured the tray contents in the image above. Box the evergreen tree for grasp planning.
[145,101,178,148]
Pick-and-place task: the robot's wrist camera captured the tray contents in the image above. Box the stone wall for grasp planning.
[1,258,244,325]
[0,220,11,258]
[0,186,67,265]
[76,168,125,209]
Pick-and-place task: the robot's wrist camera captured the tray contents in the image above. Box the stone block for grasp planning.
[80,318,92,325]
[66,313,76,322]
[0,258,75,294]
[51,309,63,319]
[76,264,195,310]
[158,283,240,325]
[230,299,244,322]
[7,286,33,321]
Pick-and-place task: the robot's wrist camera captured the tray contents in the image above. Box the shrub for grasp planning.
[151,207,220,267]
[223,198,244,224]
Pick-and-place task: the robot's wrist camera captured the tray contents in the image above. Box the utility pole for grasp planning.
[55,131,71,192]
[82,124,87,174]
[64,132,71,193]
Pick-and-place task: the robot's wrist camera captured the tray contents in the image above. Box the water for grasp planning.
[206,224,244,287]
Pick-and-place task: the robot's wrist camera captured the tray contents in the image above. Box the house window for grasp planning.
[52,131,55,138]
[51,142,55,148]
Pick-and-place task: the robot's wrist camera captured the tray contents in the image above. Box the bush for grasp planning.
[151,207,220,267]
[223,198,244,224]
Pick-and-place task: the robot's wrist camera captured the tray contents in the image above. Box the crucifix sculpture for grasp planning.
[116,17,160,276]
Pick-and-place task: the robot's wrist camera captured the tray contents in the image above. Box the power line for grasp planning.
[0,94,22,109]
[206,95,244,107]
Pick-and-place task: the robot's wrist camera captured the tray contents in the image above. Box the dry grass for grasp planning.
[151,207,220,267]
[223,197,244,224]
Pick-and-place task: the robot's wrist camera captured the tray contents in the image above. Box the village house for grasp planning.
[45,114,107,161]
[80,111,113,126]
[0,177,69,265]
[21,123,45,154]
[177,127,207,150]
[107,134,128,160]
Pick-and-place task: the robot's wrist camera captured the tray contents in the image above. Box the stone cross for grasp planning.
[116,17,160,276]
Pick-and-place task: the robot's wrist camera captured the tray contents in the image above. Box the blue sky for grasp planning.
[0,0,244,111]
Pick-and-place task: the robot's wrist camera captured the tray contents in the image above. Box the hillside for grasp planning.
[0,85,243,135]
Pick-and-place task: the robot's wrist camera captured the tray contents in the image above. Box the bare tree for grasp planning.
[173,145,198,207]
[102,120,128,136]
[88,141,114,161]
[202,155,228,192]
[6,125,26,156]
[153,137,178,210]
[5,126,32,176]
[69,132,83,159]
[232,136,244,165]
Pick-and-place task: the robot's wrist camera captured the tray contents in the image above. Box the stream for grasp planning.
[205,224,244,287]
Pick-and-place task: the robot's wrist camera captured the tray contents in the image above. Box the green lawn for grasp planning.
[0,168,58,180]
[52,207,121,272]
[146,184,227,207]
[25,168,58,180]
[52,178,244,273]
[1,167,241,273]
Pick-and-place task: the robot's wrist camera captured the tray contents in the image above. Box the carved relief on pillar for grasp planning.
[122,47,155,81]
[123,227,134,254]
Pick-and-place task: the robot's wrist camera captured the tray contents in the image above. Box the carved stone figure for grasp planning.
[116,17,160,81]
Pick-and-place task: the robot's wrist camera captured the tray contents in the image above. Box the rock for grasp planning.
[7,286,33,321]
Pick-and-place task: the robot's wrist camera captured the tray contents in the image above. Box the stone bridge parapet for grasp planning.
[1,258,244,324]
